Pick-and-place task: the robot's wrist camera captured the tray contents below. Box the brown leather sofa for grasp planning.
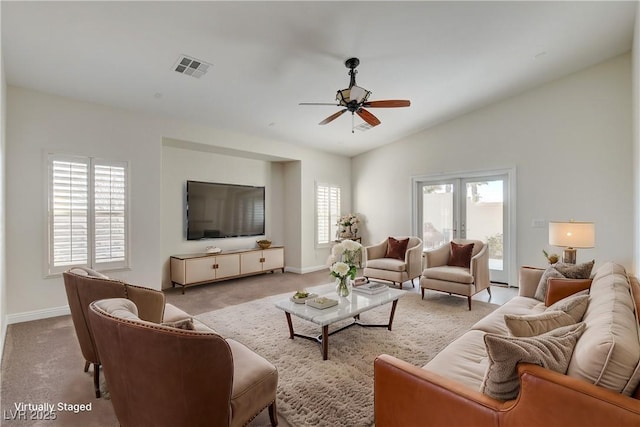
[374,262,640,426]
[63,267,197,397]
[88,298,278,427]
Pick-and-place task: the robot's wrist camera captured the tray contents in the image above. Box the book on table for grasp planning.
[352,282,388,295]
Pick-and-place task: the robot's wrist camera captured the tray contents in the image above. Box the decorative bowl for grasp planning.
[257,239,272,249]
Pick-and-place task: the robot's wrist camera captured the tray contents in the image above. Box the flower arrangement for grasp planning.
[336,213,360,238]
[328,240,362,296]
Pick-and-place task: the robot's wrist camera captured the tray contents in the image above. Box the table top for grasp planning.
[274,282,406,326]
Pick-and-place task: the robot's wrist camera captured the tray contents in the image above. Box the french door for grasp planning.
[416,173,511,284]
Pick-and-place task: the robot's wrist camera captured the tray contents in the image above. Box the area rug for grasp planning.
[196,289,497,427]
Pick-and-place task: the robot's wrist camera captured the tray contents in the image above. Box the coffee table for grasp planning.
[274,283,406,360]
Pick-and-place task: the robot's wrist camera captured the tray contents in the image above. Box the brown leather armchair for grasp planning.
[63,267,191,397]
[88,298,278,427]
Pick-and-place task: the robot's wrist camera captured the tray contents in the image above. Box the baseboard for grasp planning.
[6,305,70,325]
[285,265,327,274]
[0,315,7,362]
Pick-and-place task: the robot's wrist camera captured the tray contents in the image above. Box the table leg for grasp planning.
[285,312,294,339]
[387,299,399,331]
[322,325,329,360]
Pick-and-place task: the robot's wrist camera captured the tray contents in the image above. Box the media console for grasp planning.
[170,246,285,294]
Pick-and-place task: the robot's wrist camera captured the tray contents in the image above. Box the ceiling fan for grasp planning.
[299,57,411,132]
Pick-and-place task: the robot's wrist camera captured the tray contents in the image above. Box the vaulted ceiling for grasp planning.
[2,1,637,156]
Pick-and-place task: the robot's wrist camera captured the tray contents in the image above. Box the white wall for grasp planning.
[353,54,633,284]
[633,4,640,273]
[0,43,7,356]
[5,86,350,319]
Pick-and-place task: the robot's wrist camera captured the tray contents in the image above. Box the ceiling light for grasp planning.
[173,55,212,79]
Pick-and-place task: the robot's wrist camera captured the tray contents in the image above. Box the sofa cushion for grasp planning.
[366,257,406,272]
[505,311,576,337]
[533,267,565,301]
[421,266,474,284]
[567,262,640,396]
[481,322,586,400]
[545,278,592,306]
[424,330,489,391]
[545,293,589,322]
[554,260,595,279]
[534,261,594,302]
[447,242,474,268]
[94,298,139,320]
[471,296,545,335]
[385,237,409,260]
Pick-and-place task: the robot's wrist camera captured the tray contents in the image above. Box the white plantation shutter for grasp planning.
[93,161,127,266]
[316,183,341,245]
[50,158,89,269]
[47,155,128,275]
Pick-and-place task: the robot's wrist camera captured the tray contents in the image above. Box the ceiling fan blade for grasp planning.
[299,102,340,106]
[356,108,381,127]
[319,109,347,125]
[363,100,411,108]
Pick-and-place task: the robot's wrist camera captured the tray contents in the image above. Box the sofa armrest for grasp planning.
[125,284,165,323]
[518,266,545,298]
[423,244,450,268]
[501,363,640,427]
[374,354,504,427]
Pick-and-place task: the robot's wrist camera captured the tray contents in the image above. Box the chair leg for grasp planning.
[268,400,278,426]
[421,288,424,299]
[411,278,415,288]
[487,286,492,297]
[467,296,472,311]
[84,361,90,372]
[93,363,101,398]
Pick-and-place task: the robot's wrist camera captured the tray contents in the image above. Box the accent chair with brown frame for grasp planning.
[62,267,193,397]
[88,298,278,427]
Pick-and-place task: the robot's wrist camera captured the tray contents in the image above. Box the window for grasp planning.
[47,154,128,275]
[316,182,340,245]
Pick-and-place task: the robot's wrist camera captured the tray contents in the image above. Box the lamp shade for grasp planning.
[549,221,595,248]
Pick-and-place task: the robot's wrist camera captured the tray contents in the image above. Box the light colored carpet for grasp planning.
[196,288,498,427]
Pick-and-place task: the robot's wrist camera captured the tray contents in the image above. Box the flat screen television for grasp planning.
[186,180,265,240]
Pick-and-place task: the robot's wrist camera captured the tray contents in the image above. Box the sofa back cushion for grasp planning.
[567,262,640,396]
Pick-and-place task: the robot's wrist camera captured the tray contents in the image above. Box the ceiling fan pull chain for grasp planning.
[352,113,355,133]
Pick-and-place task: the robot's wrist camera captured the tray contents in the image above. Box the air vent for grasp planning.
[354,122,374,132]
[173,55,212,79]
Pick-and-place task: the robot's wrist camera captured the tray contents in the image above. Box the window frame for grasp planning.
[45,153,130,277]
[315,181,341,247]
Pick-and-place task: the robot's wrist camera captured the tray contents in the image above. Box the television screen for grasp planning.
[186,181,265,240]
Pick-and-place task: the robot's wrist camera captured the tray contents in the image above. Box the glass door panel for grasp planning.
[418,174,509,284]
[421,183,454,250]
[463,178,506,283]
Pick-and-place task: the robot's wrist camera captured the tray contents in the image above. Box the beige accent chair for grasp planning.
[89,298,278,427]
[420,239,491,310]
[364,237,423,288]
[63,267,195,398]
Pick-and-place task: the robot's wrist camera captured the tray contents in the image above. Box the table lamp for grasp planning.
[548,220,595,264]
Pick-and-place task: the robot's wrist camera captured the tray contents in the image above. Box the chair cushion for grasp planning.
[385,237,409,260]
[366,258,407,272]
[227,339,278,427]
[447,242,474,268]
[421,266,474,284]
